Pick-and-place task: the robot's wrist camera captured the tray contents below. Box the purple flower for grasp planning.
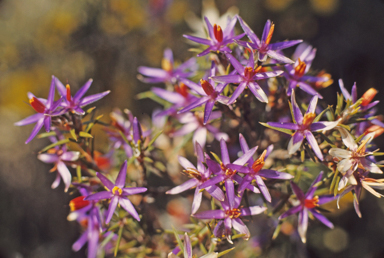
[267,90,340,160]
[85,160,147,223]
[166,142,225,214]
[237,16,302,63]
[178,63,229,124]
[279,171,336,243]
[55,76,110,115]
[138,48,196,85]
[212,52,283,104]
[37,137,80,192]
[183,16,245,57]
[199,138,257,209]
[282,44,327,98]
[227,134,293,202]
[14,76,65,144]
[172,111,228,148]
[193,192,266,243]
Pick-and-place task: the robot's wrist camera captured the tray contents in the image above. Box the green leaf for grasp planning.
[259,122,293,135]
[172,226,184,256]
[314,106,331,123]
[288,101,296,124]
[272,222,282,240]
[79,131,93,138]
[210,152,222,164]
[136,91,169,106]
[218,247,235,257]
[99,231,115,250]
[37,131,57,139]
[319,133,337,148]
[335,92,344,116]
[69,129,78,141]
[114,225,124,256]
[76,166,82,183]
[146,130,163,149]
[39,139,70,153]
[334,176,340,196]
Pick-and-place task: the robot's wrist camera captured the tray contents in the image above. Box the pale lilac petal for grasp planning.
[85,191,113,201]
[318,194,338,205]
[72,231,87,252]
[225,53,245,74]
[298,209,308,243]
[232,218,250,240]
[57,161,72,192]
[138,67,167,78]
[61,151,80,162]
[212,74,243,84]
[122,187,147,196]
[119,197,140,221]
[173,123,199,137]
[248,82,268,103]
[226,164,250,173]
[96,172,115,190]
[87,224,99,258]
[193,209,225,219]
[223,16,237,37]
[329,148,352,159]
[79,91,111,107]
[237,16,260,45]
[183,233,192,258]
[72,79,93,102]
[152,87,184,104]
[305,131,323,160]
[288,132,304,155]
[339,79,351,100]
[163,48,173,63]
[306,95,318,115]
[290,181,305,201]
[115,160,128,188]
[228,82,247,104]
[193,127,207,147]
[310,120,340,132]
[279,205,302,219]
[191,187,203,214]
[291,91,303,124]
[183,34,211,45]
[239,133,251,153]
[14,113,43,126]
[166,179,199,195]
[206,185,225,201]
[105,196,119,224]
[241,206,267,216]
[51,173,61,189]
[258,169,293,180]
[253,71,283,80]
[298,82,323,99]
[311,209,334,228]
[37,153,58,164]
[361,159,383,174]
[206,159,222,174]
[178,97,209,114]
[233,146,257,165]
[54,76,67,97]
[178,156,196,170]
[267,50,295,64]
[255,175,271,202]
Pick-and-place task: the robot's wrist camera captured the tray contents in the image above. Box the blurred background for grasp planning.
[2,0,384,257]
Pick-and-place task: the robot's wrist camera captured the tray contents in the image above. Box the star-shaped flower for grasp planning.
[85,160,147,223]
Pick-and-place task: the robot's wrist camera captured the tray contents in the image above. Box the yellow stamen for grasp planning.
[265,23,275,45]
[112,186,123,195]
[294,59,307,77]
[252,150,267,173]
[161,58,173,72]
[66,84,71,102]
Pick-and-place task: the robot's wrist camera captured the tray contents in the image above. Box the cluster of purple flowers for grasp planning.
[16,12,384,258]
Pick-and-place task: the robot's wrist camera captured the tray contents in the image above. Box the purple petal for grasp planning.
[79,91,110,107]
[279,205,302,219]
[203,99,215,124]
[311,209,333,228]
[105,196,119,224]
[51,173,61,189]
[191,187,203,214]
[258,169,293,180]
[255,175,271,202]
[183,34,211,45]
[318,194,338,205]
[306,95,318,115]
[193,127,207,148]
[204,16,214,40]
[237,15,260,45]
[239,133,251,153]
[267,50,295,64]
[305,171,324,199]
[183,233,192,258]
[298,209,308,243]
[56,161,72,192]
[291,91,303,124]
[152,87,184,104]
[310,120,340,132]
[25,117,44,144]
[43,116,51,132]
[96,172,115,190]
[61,151,80,162]
[14,113,44,126]
[119,197,140,221]
[288,132,304,155]
[290,181,305,201]
[228,82,247,104]
[297,82,323,98]
[163,48,174,63]
[85,191,113,201]
[199,174,225,189]
[38,153,58,164]
[213,220,224,238]
[206,159,222,174]
[138,67,167,78]
[178,156,196,171]
[241,205,267,216]
[338,79,351,100]
[46,76,56,109]
[178,97,209,114]
[226,164,250,173]
[73,79,93,102]
[223,16,237,37]
[233,146,257,165]
[225,179,236,209]
[132,117,143,143]
[269,40,303,51]
[166,179,199,195]
[193,209,225,220]
[72,231,87,252]
[123,187,147,196]
[267,122,299,130]
[225,53,245,74]
[305,131,323,161]
[212,74,243,84]
[173,123,199,137]
[115,160,128,188]
[220,139,230,164]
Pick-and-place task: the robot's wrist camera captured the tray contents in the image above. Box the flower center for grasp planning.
[304,196,319,209]
[213,24,223,43]
[184,167,203,181]
[112,186,123,196]
[294,59,307,78]
[225,208,241,219]
[302,113,316,128]
[161,58,173,72]
[174,82,189,98]
[30,97,46,113]
[200,79,215,96]
[252,150,267,174]
[221,163,237,177]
